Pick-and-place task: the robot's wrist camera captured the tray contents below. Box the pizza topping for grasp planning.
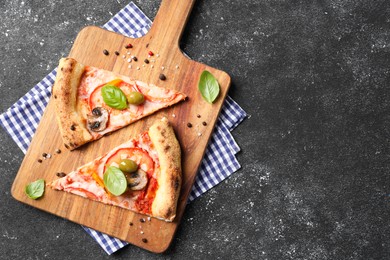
[125,169,148,191]
[87,107,109,132]
[101,85,128,110]
[103,49,109,56]
[126,91,145,105]
[103,166,127,196]
[118,159,138,173]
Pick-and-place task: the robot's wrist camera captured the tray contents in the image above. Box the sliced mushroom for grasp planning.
[125,169,148,191]
[87,107,109,132]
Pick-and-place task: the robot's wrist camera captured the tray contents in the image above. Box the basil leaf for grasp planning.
[103,166,127,196]
[25,179,45,200]
[101,85,128,110]
[198,70,220,103]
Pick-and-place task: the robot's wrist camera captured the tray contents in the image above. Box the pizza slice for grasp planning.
[52,57,186,150]
[48,117,181,222]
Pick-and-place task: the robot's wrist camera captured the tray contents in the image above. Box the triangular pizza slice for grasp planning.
[48,117,181,222]
[52,57,186,150]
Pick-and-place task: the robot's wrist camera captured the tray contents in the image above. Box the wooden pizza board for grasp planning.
[11,0,230,253]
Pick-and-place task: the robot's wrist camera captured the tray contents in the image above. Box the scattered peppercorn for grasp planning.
[132,56,138,61]
[142,238,148,243]
[70,125,76,131]
[140,218,146,223]
[144,59,149,64]
[37,159,42,163]
[103,49,109,55]
[197,114,201,118]
[159,73,166,80]
[42,153,47,158]
[129,222,133,226]
[202,121,207,126]
[146,43,149,48]
[148,51,154,56]
[114,51,120,56]
[55,149,61,154]
[125,43,133,49]
[56,172,66,178]
[187,123,192,128]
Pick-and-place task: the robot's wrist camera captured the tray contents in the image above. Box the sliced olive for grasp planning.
[125,169,148,190]
[119,159,138,173]
[126,91,145,105]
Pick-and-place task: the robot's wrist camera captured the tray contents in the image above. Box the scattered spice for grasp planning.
[161,66,165,70]
[136,67,140,70]
[197,132,202,136]
[151,65,154,68]
[140,231,144,234]
[175,65,179,69]
[146,43,149,48]
[56,172,66,178]
[132,56,138,61]
[37,159,42,163]
[46,153,52,159]
[142,238,148,243]
[197,114,201,118]
[122,55,126,59]
[144,59,149,64]
[172,114,176,118]
[202,121,207,126]
[156,53,160,57]
[114,51,120,56]
[140,218,146,223]
[125,43,133,49]
[129,222,133,226]
[159,73,166,80]
[187,123,192,128]
[70,125,76,131]
[127,58,132,63]
[103,49,109,56]
[147,217,151,221]
[55,149,61,154]
[148,51,154,56]
[42,153,47,158]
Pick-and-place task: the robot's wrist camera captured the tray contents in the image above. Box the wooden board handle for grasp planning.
[147,0,196,50]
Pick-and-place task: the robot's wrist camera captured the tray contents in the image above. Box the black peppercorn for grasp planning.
[103,49,109,55]
[159,73,166,80]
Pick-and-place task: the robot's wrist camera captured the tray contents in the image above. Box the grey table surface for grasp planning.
[1,0,390,259]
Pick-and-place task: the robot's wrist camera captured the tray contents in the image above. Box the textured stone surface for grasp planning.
[1,0,390,259]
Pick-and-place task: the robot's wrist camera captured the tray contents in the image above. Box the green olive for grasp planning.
[126,91,145,105]
[118,159,138,173]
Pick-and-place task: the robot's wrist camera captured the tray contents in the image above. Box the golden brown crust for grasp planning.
[149,117,182,222]
[52,58,92,150]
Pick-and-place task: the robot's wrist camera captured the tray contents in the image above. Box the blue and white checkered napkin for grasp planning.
[0,2,246,254]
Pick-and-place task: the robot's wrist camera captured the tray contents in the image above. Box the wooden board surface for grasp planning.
[11,0,230,253]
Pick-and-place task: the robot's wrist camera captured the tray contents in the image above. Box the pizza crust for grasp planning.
[52,58,93,150]
[149,117,182,221]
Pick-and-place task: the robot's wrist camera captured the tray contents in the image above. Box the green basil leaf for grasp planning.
[103,166,127,196]
[198,70,220,103]
[101,85,128,110]
[25,179,45,200]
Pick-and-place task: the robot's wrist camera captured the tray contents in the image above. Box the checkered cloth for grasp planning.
[0,2,246,255]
